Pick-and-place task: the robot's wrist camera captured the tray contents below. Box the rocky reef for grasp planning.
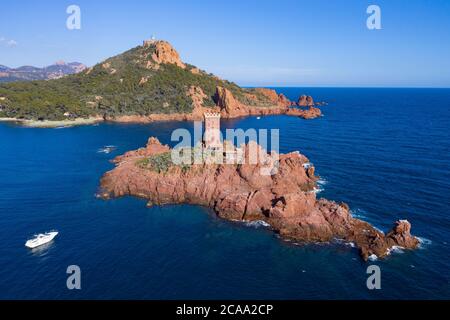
[99,137,419,260]
[297,95,315,107]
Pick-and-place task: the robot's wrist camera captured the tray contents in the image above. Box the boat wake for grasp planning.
[97,145,117,154]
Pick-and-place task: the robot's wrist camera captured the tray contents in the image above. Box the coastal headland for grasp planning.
[0,40,321,127]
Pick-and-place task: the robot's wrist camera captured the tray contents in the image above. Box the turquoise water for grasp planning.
[0,88,449,299]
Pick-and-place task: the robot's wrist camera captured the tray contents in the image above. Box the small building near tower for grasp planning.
[143,35,157,47]
[203,112,222,149]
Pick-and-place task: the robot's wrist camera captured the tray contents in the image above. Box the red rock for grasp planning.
[215,86,246,116]
[286,106,322,119]
[99,138,419,261]
[298,95,315,106]
[385,220,420,249]
[254,88,292,108]
[150,41,186,69]
[214,86,322,120]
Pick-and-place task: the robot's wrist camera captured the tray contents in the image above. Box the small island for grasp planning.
[99,114,419,261]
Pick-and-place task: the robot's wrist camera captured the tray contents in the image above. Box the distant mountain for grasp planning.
[0,61,87,83]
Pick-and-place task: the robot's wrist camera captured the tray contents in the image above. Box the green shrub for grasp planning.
[136,152,173,173]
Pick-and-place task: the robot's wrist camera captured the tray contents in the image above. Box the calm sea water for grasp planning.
[0,88,449,299]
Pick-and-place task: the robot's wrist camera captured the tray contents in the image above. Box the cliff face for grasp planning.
[149,40,186,69]
[99,137,419,261]
[214,86,322,120]
[253,88,292,108]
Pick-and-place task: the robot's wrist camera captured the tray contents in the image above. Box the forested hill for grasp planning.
[0,40,272,121]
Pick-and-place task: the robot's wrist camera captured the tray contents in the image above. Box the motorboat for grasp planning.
[25,231,58,249]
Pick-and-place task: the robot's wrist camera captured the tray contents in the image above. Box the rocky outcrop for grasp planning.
[150,41,186,69]
[139,76,149,86]
[254,88,292,108]
[298,95,314,106]
[214,86,321,120]
[215,86,252,117]
[99,138,419,261]
[190,67,201,75]
[286,106,322,119]
[385,220,420,249]
[187,86,207,110]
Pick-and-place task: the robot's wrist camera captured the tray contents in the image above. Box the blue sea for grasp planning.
[0,88,449,299]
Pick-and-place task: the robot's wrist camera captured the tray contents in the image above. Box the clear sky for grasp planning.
[1,0,449,87]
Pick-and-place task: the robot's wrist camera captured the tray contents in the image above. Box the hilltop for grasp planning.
[0,39,320,124]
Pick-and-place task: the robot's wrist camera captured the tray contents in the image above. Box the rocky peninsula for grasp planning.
[99,137,419,261]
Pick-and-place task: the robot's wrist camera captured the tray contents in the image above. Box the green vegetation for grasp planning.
[135,143,224,174]
[136,152,174,173]
[0,43,272,121]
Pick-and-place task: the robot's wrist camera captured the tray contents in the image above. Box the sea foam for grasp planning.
[368,254,378,261]
[243,220,271,228]
[386,245,405,255]
[417,237,432,249]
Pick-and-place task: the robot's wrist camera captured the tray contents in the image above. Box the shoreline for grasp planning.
[0,117,103,128]
[0,87,321,128]
[0,105,321,128]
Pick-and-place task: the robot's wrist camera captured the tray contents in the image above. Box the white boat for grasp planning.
[25,231,58,249]
[256,116,261,120]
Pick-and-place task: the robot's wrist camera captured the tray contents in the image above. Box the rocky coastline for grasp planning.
[104,87,322,123]
[99,137,419,261]
[1,86,322,127]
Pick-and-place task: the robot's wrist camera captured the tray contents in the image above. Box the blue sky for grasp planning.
[1,0,449,87]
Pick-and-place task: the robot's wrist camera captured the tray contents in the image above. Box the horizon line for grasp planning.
[242,85,450,89]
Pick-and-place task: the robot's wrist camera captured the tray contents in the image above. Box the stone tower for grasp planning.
[204,112,221,149]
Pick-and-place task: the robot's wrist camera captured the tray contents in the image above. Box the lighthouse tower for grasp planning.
[203,112,222,149]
